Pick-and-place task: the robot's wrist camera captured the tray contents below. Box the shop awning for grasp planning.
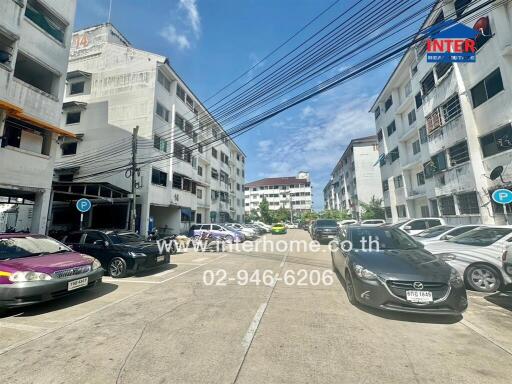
[0,98,76,138]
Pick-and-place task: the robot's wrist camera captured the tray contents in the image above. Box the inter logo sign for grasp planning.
[424,21,481,63]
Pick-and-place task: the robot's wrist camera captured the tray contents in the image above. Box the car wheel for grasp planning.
[465,264,502,293]
[344,270,358,305]
[109,257,128,278]
[225,235,234,244]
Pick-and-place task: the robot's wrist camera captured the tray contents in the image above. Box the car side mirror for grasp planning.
[442,235,454,240]
[403,225,412,231]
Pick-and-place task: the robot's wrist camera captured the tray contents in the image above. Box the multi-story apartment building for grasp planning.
[323,135,382,219]
[244,171,312,217]
[0,0,77,233]
[52,24,245,236]
[371,0,512,225]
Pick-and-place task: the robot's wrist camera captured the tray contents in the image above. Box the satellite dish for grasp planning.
[490,166,504,181]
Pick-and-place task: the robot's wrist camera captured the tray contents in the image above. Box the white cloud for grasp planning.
[160,25,191,50]
[179,0,201,36]
[160,0,201,50]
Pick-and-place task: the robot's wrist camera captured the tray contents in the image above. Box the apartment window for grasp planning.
[236,168,240,176]
[375,106,381,119]
[156,102,169,122]
[420,205,430,218]
[415,92,423,109]
[221,152,229,164]
[419,126,427,144]
[175,113,184,130]
[25,0,66,43]
[394,175,403,189]
[390,147,399,162]
[455,0,471,18]
[431,151,447,173]
[185,121,193,136]
[186,94,194,109]
[396,205,407,218]
[70,81,85,95]
[382,180,389,192]
[435,62,452,80]
[424,161,434,179]
[386,121,396,136]
[174,142,191,163]
[412,139,420,155]
[384,95,393,111]
[416,171,425,186]
[480,123,512,157]
[377,130,383,142]
[430,199,439,217]
[154,135,168,152]
[426,108,442,134]
[197,165,203,176]
[157,71,171,92]
[407,109,416,125]
[152,168,167,187]
[220,171,228,184]
[439,196,456,216]
[448,141,470,166]
[472,69,504,108]
[474,16,492,50]
[457,192,479,214]
[172,174,182,189]
[197,188,203,199]
[193,132,198,143]
[176,84,185,101]
[66,111,81,125]
[442,94,462,122]
[61,142,77,156]
[14,52,58,96]
[236,183,241,191]
[385,206,392,219]
[212,147,218,158]
[421,71,435,96]
[211,168,219,180]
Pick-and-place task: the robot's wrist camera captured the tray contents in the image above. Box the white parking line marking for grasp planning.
[192,257,209,263]
[152,269,175,277]
[161,256,226,283]
[241,303,267,349]
[461,319,512,356]
[102,278,159,284]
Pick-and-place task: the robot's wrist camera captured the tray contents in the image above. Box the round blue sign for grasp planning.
[76,198,92,213]
[492,189,512,205]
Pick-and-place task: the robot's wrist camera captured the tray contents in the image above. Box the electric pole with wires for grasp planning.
[130,125,139,231]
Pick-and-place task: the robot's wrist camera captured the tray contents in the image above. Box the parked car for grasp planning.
[425,226,512,292]
[271,223,287,235]
[0,233,103,309]
[287,222,298,229]
[312,219,338,243]
[393,218,446,236]
[63,230,171,278]
[299,221,310,231]
[244,224,265,235]
[360,219,386,226]
[253,221,272,232]
[188,224,244,243]
[414,225,480,244]
[503,244,512,276]
[337,219,358,227]
[331,225,467,316]
[225,223,258,240]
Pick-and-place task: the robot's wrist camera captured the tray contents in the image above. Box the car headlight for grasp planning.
[128,252,146,257]
[84,256,102,270]
[9,271,52,282]
[353,264,377,280]
[450,269,464,288]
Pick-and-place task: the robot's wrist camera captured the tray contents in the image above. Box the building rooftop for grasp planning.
[245,177,310,188]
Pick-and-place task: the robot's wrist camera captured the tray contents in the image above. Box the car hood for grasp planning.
[112,242,161,255]
[0,252,91,274]
[351,248,452,282]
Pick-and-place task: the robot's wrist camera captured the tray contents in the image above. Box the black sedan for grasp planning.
[63,230,172,278]
[331,225,468,316]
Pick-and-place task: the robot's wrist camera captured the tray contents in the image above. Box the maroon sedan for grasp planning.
[0,233,103,309]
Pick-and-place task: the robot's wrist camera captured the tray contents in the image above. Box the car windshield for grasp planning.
[448,227,512,246]
[315,220,337,227]
[108,232,143,244]
[350,227,420,250]
[415,225,454,238]
[0,236,71,260]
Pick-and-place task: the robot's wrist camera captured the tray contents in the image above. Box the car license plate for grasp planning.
[68,277,88,291]
[406,290,433,303]
[157,255,165,262]
[327,235,334,239]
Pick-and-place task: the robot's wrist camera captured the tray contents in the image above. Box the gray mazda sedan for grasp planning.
[331,225,468,316]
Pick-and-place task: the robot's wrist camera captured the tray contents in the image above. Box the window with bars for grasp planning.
[442,94,461,122]
[174,142,191,163]
[457,192,479,214]
[439,196,456,216]
[448,141,470,166]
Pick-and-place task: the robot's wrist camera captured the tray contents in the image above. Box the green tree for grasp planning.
[246,209,260,223]
[319,209,351,220]
[360,196,385,220]
[272,207,290,223]
[258,198,272,224]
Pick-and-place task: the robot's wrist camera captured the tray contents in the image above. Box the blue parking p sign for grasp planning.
[76,198,92,213]
[492,189,512,205]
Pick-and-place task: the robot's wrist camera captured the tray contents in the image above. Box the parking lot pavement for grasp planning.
[0,230,511,383]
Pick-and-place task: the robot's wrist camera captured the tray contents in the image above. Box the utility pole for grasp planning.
[130,126,139,232]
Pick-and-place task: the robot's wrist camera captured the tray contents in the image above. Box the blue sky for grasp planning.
[76,0,424,210]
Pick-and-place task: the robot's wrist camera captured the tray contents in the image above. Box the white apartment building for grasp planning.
[244,171,312,216]
[52,24,245,236]
[0,0,77,233]
[323,135,382,219]
[371,0,512,225]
